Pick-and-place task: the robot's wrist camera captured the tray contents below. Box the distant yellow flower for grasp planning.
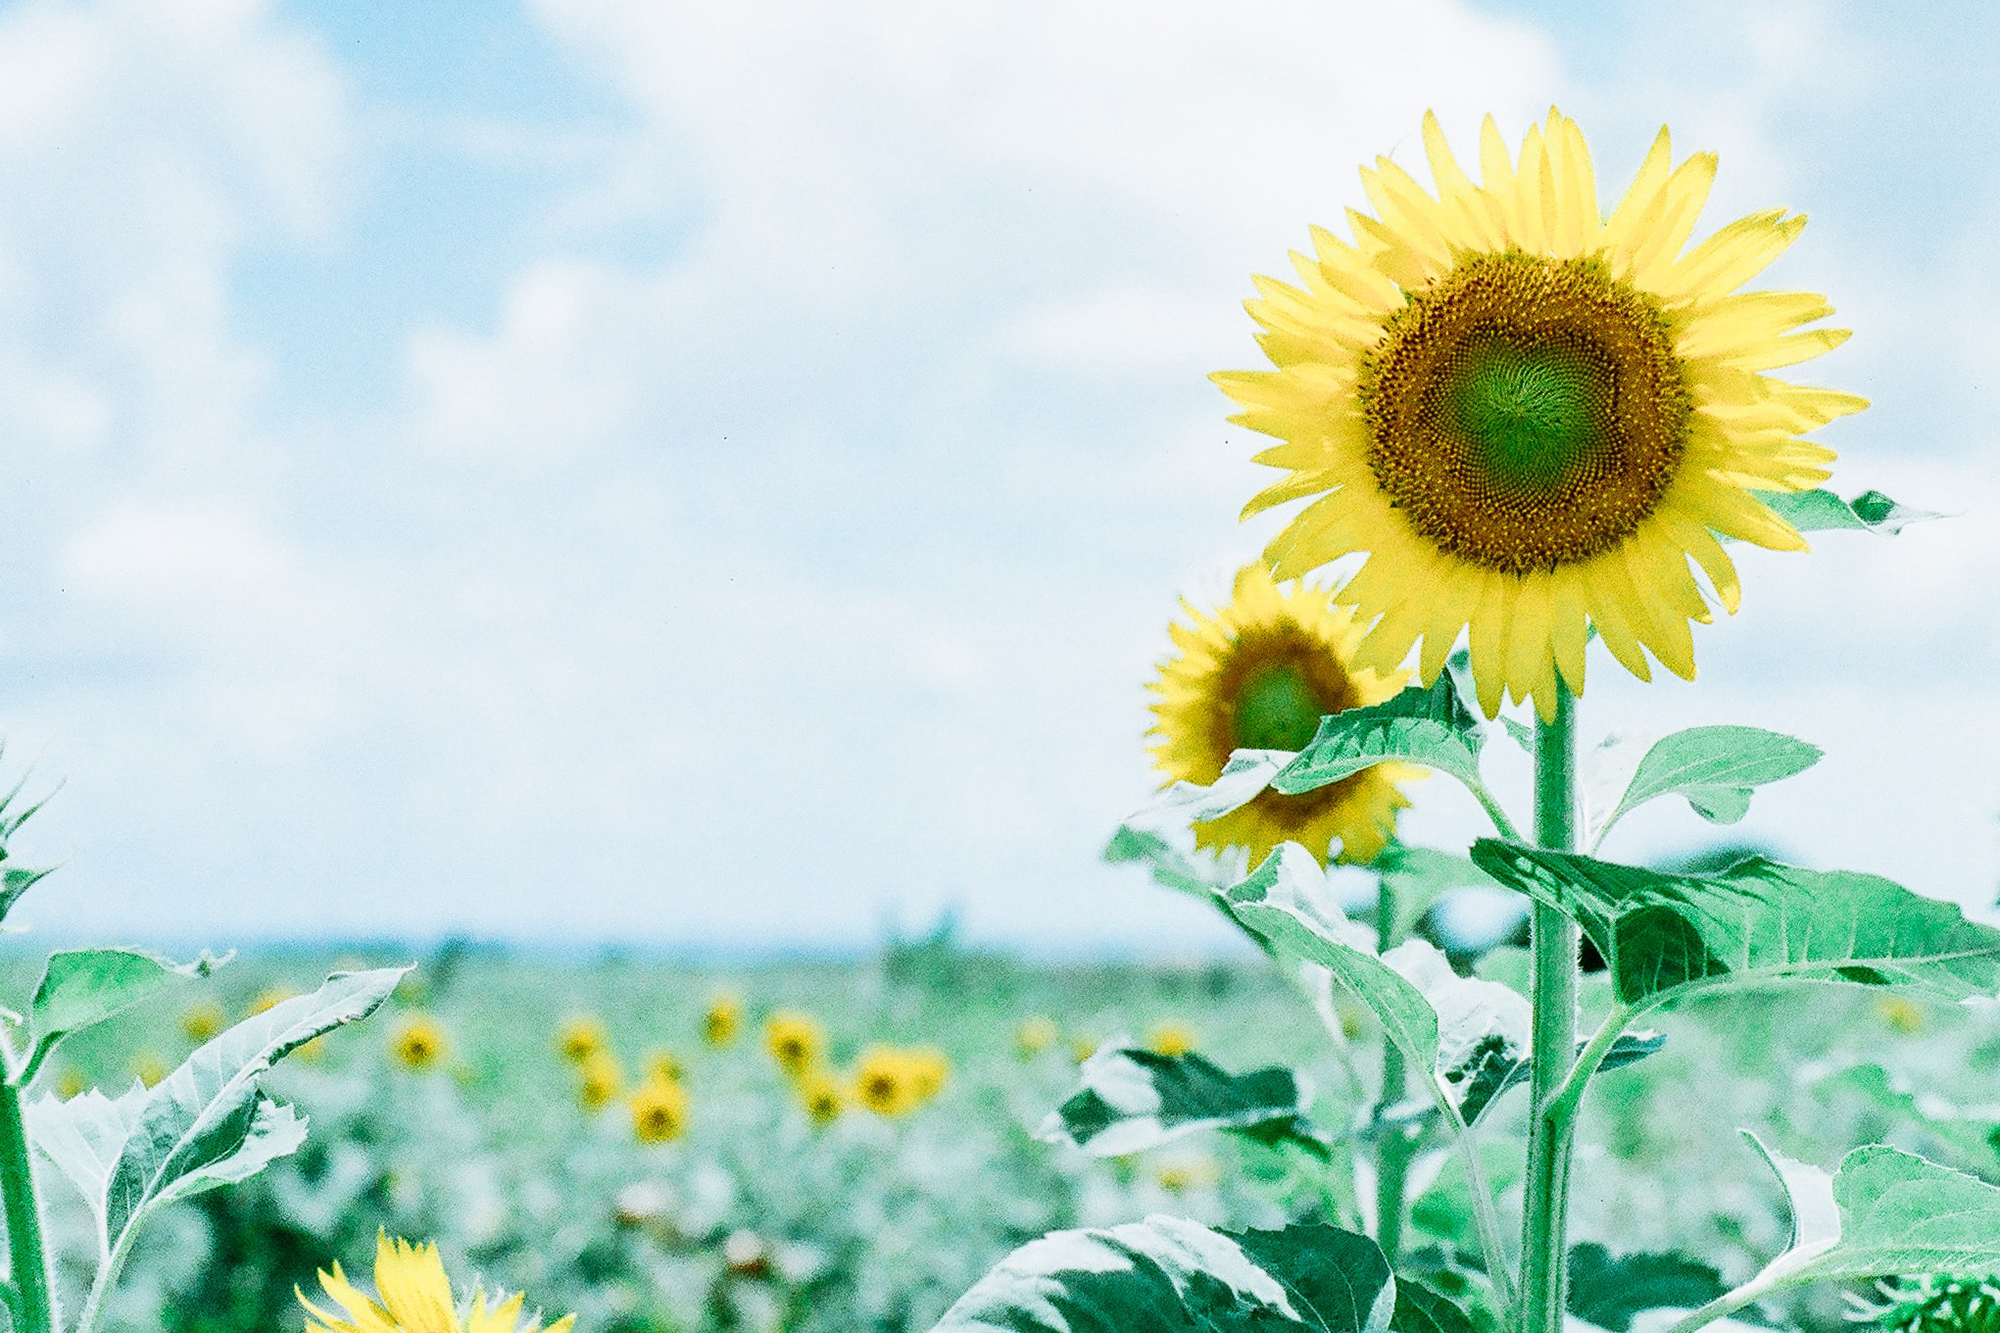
[132,1053,168,1088]
[704,991,743,1047]
[390,1015,447,1072]
[1148,1023,1197,1057]
[905,1046,950,1103]
[295,1037,328,1065]
[181,1001,227,1045]
[630,1079,689,1144]
[1015,1015,1059,1059]
[54,1068,87,1099]
[578,1051,624,1111]
[248,986,295,1017]
[852,1046,922,1118]
[557,1015,608,1065]
[1071,1036,1099,1063]
[1876,995,1926,1034]
[797,1069,844,1126]
[1155,1156,1222,1193]
[300,1232,575,1333]
[764,1011,823,1077]
[644,1049,685,1085]
[1150,564,1414,866]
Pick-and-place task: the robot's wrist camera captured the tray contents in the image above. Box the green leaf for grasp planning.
[100,967,405,1256]
[1103,826,1231,903]
[25,1082,147,1258]
[1468,841,2000,1009]
[1040,1044,1325,1159]
[0,865,51,929]
[1456,1030,1667,1125]
[931,1216,1435,1333]
[1739,1134,2000,1294]
[27,948,228,1078]
[1225,845,1529,1115]
[1272,679,1485,797]
[1757,488,1939,536]
[1126,750,1292,830]
[1566,1244,1724,1332]
[1592,727,1821,845]
[1410,1138,1521,1258]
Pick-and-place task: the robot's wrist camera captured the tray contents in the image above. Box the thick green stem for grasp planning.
[0,1075,55,1333]
[1519,685,1580,1333]
[1374,878,1410,1267]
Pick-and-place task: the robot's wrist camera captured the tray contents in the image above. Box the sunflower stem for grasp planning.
[0,1046,57,1333]
[1373,876,1409,1268]
[1519,684,1579,1333]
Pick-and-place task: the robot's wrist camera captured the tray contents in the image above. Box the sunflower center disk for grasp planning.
[1232,662,1327,753]
[1362,251,1693,575]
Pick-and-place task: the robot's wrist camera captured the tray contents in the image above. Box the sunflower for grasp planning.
[852,1046,923,1118]
[1215,108,1865,719]
[300,1232,575,1333]
[704,991,743,1046]
[797,1068,845,1126]
[630,1078,690,1144]
[764,1010,823,1077]
[556,1015,608,1065]
[1148,1022,1197,1057]
[180,1001,226,1045]
[390,1016,447,1072]
[577,1051,624,1111]
[1150,563,1415,864]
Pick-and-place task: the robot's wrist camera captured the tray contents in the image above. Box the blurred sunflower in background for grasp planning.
[852,1047,922,1118]
[704,990,743,1046]
[557,1014,608,1064]
[764,1010,823,1077]
[1151,563,1414,864]
[1148,1023,1197,1057]
[630,1077,690,1144]
[390,1016,447,1072]
[301,1232,574,1333]
[797,1068,844,1126]
[1216,108,1864,718]
[578,1051,624,1111]
[180,1001,226,1044]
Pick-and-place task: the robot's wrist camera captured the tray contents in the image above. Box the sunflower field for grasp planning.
[3,102,2000,1333]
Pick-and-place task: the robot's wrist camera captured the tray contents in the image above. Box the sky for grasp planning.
[0,0,1995,953]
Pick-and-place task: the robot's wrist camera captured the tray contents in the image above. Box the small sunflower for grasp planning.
[131,1052,168,1089]
[577,1051,624,1111]
[54,1068,87,1099]
[644,1048,685,1084]
[391,1016,447,1072]
[1148,1023,1197,1058]
[905,1046,950,1103]
[181,1001,226,1045]
[248,986,296,1017]
[629,1078,690,1144]
[704,991,743,1046]
[556,1015,608,1065]
[1151,563,1415,864]
[852,1046,922,1118]
[764,1011,823,1077]
[1216,109,1865,719]
[300,1232,575,1333]
[1015,1015,1060,1059]
[797,1068,845,1126]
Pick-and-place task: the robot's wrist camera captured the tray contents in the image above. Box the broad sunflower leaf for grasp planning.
[1272,679,1484,797]
[1040,1044,1326,1160]
[1467,841,2000,1010]
[1566,1244,1725,1332]
[1225,845,1529,1116]
[1124,750,1292,829]
[100,966,404,1255]
[1758,488,1939,536]
[931,1215,1464,1333]
[25,1081,148,1259]
[1734,1135,2000,1296]
[26,948,228,1078]
[1591,727,1822,846]
[1103,825,1232,903]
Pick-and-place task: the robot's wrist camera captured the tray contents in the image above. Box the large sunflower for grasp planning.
[1215,109,1865,719]
[1149,564,1415,865]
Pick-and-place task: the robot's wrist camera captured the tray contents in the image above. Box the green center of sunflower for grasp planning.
[1442,333,1616,495]
[1360,250,1692,575]
[1232,661,1326,752]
